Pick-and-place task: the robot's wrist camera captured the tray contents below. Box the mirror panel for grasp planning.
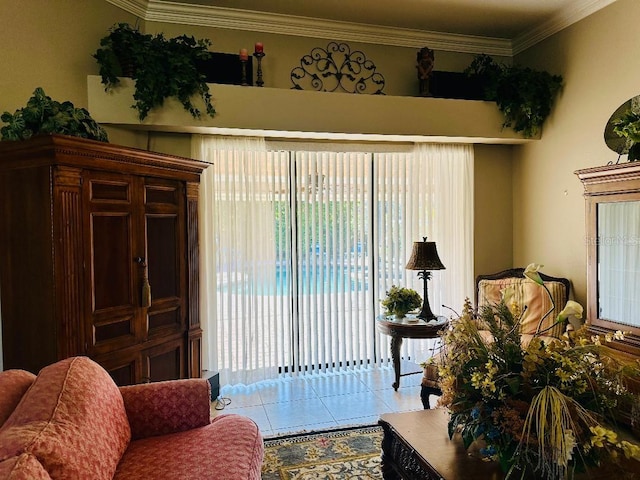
[597,201,640,327]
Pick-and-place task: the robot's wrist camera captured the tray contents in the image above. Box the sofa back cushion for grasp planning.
[0,453,51,480]
[477,277,568,338]
[0,357,131,480]
[0,370,36,427]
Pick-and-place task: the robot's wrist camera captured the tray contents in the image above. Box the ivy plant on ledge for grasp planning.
[465,54,563,138]
[93,23,216,121]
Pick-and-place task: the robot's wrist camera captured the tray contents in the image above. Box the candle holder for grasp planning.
[240,58,248,86]
[253,51,265,87]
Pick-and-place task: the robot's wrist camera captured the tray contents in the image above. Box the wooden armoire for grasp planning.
[0,134,208,385]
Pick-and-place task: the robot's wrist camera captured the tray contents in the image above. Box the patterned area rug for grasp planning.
[262,424,383,479]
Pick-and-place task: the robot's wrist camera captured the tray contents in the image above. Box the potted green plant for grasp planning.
[93,23,150,87]
[381,285,422,318]
[612,109,640,161]
[1,87,108,142]
[465,54,563,138]
[93,23,215,121]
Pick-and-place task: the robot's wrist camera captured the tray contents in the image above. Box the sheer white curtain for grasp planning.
[375,144,474,362]
[193,135,294,384]
[292,151,374,374]
[194,136,474,386]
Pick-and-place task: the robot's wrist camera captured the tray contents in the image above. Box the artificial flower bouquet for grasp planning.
[437,264,640,479]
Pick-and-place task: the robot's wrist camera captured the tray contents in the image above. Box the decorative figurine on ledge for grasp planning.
[417,47,435,97]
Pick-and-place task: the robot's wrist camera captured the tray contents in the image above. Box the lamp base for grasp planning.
[417,304,437,321]
[417,270,438,320]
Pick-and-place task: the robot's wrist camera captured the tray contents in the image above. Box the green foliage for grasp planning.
[612,110,640,161]
[466,54,563,138]
[439,294,640,479]
[381,285,422,318]
[93,23,215,121]
[1,87,108,142]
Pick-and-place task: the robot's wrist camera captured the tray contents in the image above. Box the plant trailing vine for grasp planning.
[94,23,216,121]
[1,87,108,142]
[465,54,563,138]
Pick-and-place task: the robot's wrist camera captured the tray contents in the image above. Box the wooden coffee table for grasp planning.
[378,410,640,480]
[378,410,502,480]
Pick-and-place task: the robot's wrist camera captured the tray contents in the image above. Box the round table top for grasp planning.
[376,314,447,338]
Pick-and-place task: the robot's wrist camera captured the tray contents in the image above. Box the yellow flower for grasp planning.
[590,426,618,448]
[524,263,544,285]
[555,368,572,383]
[619,440,640,460]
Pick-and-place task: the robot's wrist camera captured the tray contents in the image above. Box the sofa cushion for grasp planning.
[114,414,264,480]
[0,453,50,480]
[477,277,568,337]
[0,357,131,480]
[0,370,36,427]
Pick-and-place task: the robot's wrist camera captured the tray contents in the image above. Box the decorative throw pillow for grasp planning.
[477,278,568,338]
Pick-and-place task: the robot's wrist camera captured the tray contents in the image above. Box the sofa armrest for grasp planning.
[119,378,212,440]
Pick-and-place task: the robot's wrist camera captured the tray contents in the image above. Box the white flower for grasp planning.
[524,263,544,285]
[557,300,583,329]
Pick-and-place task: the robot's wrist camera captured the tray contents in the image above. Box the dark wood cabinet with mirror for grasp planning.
[576,162,640,356]
[0,134,208,385]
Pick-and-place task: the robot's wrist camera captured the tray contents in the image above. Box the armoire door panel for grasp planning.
[93,314,136,344]
[148,306,181,333]
[146,215,179,299]
[145,184,179,206]
[97,350,142,386]
[89,180,131,203]
[90,213,135,311]
[143,339,184,382]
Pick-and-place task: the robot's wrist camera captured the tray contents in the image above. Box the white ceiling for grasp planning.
[109,0,616,55]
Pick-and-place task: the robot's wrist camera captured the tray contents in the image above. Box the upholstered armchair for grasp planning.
[420,267,572,409]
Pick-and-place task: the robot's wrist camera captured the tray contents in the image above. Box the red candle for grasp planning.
[239,48,248,61]
[254,42,264,54]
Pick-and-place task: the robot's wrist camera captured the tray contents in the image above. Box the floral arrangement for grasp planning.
[436,264,640,479]
[381,285,422,318]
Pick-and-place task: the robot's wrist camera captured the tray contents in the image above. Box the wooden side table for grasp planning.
[376,315,446,390]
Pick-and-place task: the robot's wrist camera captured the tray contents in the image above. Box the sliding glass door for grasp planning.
[195,136,474,386]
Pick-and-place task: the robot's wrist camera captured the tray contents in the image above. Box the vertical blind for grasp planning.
[194,136,474,386]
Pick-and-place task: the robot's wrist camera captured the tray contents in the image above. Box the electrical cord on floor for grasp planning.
[214,396,232,410]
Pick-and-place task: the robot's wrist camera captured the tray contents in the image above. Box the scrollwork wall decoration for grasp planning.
[290,42,385,95]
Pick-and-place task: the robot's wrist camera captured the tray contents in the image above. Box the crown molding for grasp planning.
[106,0,512,56]
[106,0,148,18]
[512,0,616,55]
[105,0,616,58]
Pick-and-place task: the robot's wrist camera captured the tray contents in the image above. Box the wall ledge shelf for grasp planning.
[87,75,535,144]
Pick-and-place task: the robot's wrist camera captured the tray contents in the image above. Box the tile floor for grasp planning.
[211,361,437,438]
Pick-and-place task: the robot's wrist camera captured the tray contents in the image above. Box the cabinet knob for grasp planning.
[134,256,146,265]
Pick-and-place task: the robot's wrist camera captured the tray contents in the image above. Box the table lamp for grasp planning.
[405,237,445,320]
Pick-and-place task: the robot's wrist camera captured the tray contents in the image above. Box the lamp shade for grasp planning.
[405,237,445,271]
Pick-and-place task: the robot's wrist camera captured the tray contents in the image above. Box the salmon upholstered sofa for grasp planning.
[420,267,572,409]
[0,356,264,480]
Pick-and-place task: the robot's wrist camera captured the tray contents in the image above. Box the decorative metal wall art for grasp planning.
[290,42,385,95]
